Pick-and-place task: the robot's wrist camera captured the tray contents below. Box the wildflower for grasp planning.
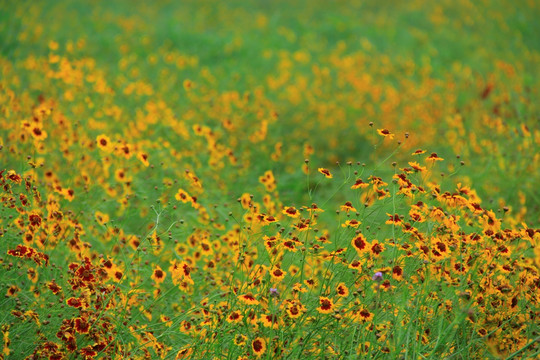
[318,168,333,178]
[451,261,467,275]
[62,188,75,201]
[336,283,349,297]
[317,296,334,314]
[259,170,276,192]
[377,128,395,139]
[426,152,444,162]
[66,297,84,308]
[30,126,47,141]
[252,337,266,357]
[226,311,243,324]
[80,346,97,358]
[342,219,361,228]
[74,317,90,334]
[269,288,279,297]
[6,170,22,184]
[95,211,109,225]
[370,240,385,257]
[175,189,191,203]
[270,267,286,282]
[151,266,166,285]
[292,283,307,293]
[96,134,113,152]
[386,213,402,225]
[239,293,259,305]
[260,314,279,329]
[282,206,300,218]
[348,260,362,272]
[47,280,62,295]
[306,203,325,213]
[137,151,150,166]
[175,347,193,359]
[356,308,373,322]
[351,178,370,189]
[372,272,383,282]
[234,334,247,346]
[183,79,193,91]
[352,234,369,255]
[341,201,357,212]
[392,266,403,280]
[408,161,427,172]
[6,286,20,297]
[28,212,42,228]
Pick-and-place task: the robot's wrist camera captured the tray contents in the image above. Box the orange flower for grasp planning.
[95,211,109,225]
[352,234,369,256]
[66,297,84,308]
[96,134,113,152]
[392,266,403,280]
[183,79,193,91]
[30,126,47,141]
[306,203,325,213]
[351,178,369,189]
[369,240,385,257]
[234,334,247,346]
[226,311,243,324]
[175,189,191,203]
[340,201,357,212]
[62,188,75,201]
[342,219,361,228]
[175,347,193,359]
[336,283,349,297]
[451,261,467,275]
[286,302,305,318]
[74,317,90,334]
[356,308,373,322]
[317,296,334,314]
[6,285,20,297]
[318,168,333,178]
[430,238,448,259]
[282,206,300,218]
[260,314,279,329]
[151,265,166,285]
[259,170,276,192]
[270,267,286,282]
[239,293,259,305]
[137,151,150,167]
[252,337,266,357]
[408,161,427,172]
[348,260,362,272]
[426,152,444,162]
[377,128,394,139]
[386,213,402,225]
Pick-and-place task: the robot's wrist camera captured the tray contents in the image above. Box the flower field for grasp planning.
[1,0,539,359]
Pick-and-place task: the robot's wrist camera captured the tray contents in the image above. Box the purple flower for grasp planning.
[372,272,383,282]
[269,288,279,297]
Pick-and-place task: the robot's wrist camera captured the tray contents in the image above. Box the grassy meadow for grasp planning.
[1,0,539,359]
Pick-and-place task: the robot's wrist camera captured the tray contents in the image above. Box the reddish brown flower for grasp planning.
[67,297,83,308]
[74,317,90,334]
